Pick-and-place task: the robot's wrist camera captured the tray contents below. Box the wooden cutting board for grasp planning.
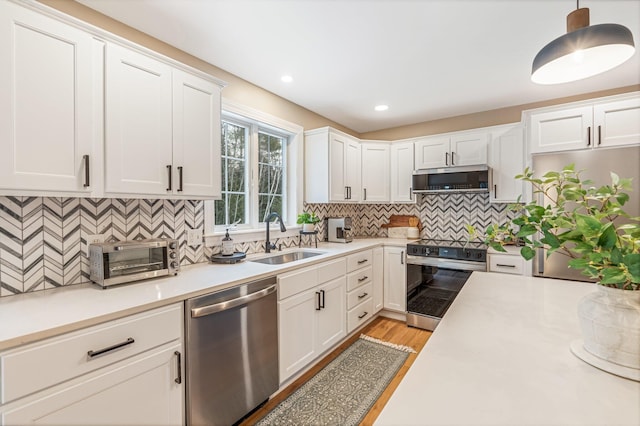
[381,215,422,231]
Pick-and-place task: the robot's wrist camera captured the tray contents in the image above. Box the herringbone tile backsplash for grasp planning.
[0,193,513,297]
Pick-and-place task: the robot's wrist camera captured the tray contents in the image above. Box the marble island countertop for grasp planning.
[375,272,640,425]
[0,238,410,351]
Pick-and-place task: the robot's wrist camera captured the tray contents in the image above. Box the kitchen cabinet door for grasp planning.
[529,106,593,153]
[1,343,183,426]
[372,247,384,313]
[383,247,407,312]
[361,143,390,202]
[328,133,348,201]
[316,277,346,353]
[390,141,415,203]
[414,136,449,169]
[0,1,95,194]
[593,98,640,148]
[450,131,488,166]
[172,69,222,197]
[104,43,173,195]
[278,288,318,382]
[344,139,362,202]
[489,125,524,203]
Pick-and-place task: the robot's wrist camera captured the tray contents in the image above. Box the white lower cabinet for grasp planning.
[0,304,184,425]
[1,343,183,426]
[277,259,346,383]
[372,247,384,313]
[384,246,407,312]
[488,248,530,276]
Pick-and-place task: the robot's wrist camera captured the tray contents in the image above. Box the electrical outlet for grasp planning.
[86,234,105,256]
[187,229,203,247]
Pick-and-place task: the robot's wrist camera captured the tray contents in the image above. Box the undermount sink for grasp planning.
[250,251,325,265]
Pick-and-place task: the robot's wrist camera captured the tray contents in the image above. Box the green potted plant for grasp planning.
[297,212,320,232]
[467,164,639,380]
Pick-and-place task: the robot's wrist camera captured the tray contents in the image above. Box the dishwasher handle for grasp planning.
[191,284,277,318]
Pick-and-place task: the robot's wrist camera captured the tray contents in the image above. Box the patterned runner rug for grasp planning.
[255,335,416,426]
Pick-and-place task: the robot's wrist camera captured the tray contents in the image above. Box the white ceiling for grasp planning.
[76,0,640,133]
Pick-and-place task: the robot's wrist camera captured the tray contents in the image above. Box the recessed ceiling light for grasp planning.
[374,105,389,112]
[281,75,293,83]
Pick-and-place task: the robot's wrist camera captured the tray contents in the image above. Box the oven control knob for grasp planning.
[477,252,484,259]
[170,252,177,259]
[170,261,179,269]
[169,241,178,250]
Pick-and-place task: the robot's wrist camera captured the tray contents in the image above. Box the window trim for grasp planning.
[204,99,304,239]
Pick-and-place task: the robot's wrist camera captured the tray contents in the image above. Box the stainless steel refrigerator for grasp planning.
[532,145,640,282]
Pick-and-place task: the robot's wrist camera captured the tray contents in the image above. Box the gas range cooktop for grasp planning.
[407,239,487,262]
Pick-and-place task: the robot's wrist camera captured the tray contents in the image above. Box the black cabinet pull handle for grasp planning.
[320,289,325,309]
[364,188,367,201]
[496,263,516,268]
[344,186,348,200]
[316,291,321,310]
[358,292,368,299]
[401,250,405,265]
[177,166,184,192]
[348,186,352,199]
[598,125,602,145]
[451,151,455,165]
[587,126,591,146]
[358,311,368,319]
[357,259,368,264]
[167,165,173,191]
[494,184,497,199]
[358,276,368,282]
[445,152,449,166]
[174,351,182,384]
[87,337,134,359]
[83,155,90,188]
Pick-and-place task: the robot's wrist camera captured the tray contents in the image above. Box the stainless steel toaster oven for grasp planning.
[89,238,180,288]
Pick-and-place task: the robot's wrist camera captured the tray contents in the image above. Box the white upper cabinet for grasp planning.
[527,93,640,154]
[104,43,174,195]
[172,69,222,198]
[361,142,390,203]
[105,43,222,198]
[0,1,96,194]
[414,131,488,169]
[489,124,524,203]
[390,141,415,203]
[305,128,361,203]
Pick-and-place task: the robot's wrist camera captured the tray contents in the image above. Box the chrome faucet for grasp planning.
[264,212,286,253]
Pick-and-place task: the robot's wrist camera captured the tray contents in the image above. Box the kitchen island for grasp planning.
[375,271,640,425]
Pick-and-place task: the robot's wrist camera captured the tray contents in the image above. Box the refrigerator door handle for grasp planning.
[537,248,545,275]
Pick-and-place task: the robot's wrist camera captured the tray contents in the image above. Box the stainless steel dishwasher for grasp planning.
[185,276,278,426]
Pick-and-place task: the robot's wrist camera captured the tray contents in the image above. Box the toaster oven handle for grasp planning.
[113,241,166,251]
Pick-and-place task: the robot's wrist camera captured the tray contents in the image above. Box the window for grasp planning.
[207,100,302,235]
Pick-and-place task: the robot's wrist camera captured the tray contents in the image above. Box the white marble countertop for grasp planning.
[375,272,640,425]
[0,238,411,351]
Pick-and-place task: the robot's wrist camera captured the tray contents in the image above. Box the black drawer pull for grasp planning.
[357,259,368,264]
[87,337,135,359]
[496,263,516,268]
[358,311,368,319]
[358,292,368,299]
[174,351,182,384]
[358,276,368,282]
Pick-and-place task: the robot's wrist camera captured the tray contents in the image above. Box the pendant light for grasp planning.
[531,0,635,85]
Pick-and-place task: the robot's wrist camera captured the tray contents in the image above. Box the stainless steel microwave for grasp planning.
[89,238,180,288]
[412,165,490,193]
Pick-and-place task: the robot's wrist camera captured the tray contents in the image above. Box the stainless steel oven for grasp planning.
[406,240,487,331]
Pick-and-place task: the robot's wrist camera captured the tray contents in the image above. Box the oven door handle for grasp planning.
[406,255,487,272]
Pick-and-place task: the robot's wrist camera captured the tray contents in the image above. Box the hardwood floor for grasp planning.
[241,316,432,426]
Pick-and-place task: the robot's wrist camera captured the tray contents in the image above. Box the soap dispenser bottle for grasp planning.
[221,228,234,256]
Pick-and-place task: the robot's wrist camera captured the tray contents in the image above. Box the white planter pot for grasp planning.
[575,285,640,375]
[302,223,315,232]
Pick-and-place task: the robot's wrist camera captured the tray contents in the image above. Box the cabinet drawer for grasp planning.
[317,258,346,284]
[347,299,374,333]
[346,249,373,273]
[489,254,525,275]
[347,282,373,310]
[346,265,373,291]
[278,265,318,300]
[0,304,182,404]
